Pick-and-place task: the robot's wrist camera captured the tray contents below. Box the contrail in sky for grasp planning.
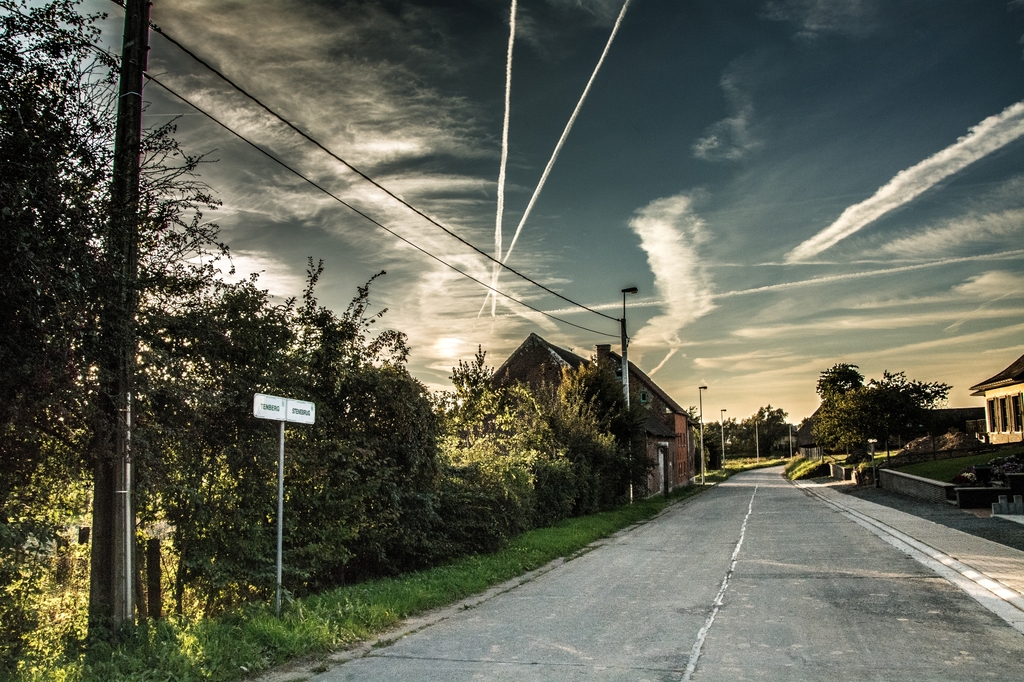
[500,0,633,270]
[487,0,518,318]
[483,0,632,318]
[786,100,1024,262]
[719,250,1024,298]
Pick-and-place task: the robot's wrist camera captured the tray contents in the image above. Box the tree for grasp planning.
[735,406,789,456]
[864,371,950,450]
[0,0,116,664]
[812,365,950,453]
[816,363,864,397]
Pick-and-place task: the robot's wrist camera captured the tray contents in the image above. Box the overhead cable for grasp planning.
[135,11,619,324]
[143,72,619,339]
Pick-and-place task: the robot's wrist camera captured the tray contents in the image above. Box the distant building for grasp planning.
[493,333,696,496]
[970,353,1024,444]
[795,410,822,460]
[925,407,985,437]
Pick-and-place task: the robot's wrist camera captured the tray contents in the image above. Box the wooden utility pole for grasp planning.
[89,0,150,636]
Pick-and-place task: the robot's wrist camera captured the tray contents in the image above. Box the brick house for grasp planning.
[970,353,1024,444]
[493,333,696,496]
[492,332,588,388]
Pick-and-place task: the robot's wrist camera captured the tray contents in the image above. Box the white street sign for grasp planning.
[252,392,315,618]
[253,393,315,424]
[285,399,315,424]
[254,393,286,420]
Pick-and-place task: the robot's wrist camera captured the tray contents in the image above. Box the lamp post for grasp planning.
[789,423,794,459]
[868,438,878,488]
[698,386,707,484]
[720,408,727,464]
[620,287,638,407]
[619,287,638,503]
[754,415,760,463]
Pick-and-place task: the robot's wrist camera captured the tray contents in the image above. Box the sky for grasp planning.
[89,0,1024,421]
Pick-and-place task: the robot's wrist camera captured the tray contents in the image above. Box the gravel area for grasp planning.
[826,480,1024,552]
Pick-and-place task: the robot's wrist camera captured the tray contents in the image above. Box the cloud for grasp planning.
[546,0,627,25]
[953,270,1024,299]
[627,195,716,369]
[733,307,1024,339]
[218,250,307,299]
[717,251,1024,299]
[154,1,492,172]
[762,0,876,39]
[692,74,760,162]
[850,270,1024,310]
[876,207,1024,259]
[694,349,801,372]
[786,100,1024,262]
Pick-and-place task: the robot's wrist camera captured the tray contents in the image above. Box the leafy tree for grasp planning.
[734,406,789,456]
[863,371,950,450]
[437,349,645,539]
[812,365,950,453]
[546,361,638,515]
[0,0,115,666]
[816,363,864,397]
[813,389,872,454]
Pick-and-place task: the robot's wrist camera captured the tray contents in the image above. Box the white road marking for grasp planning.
[681,485,758,682]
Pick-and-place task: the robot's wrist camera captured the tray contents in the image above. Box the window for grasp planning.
[1013,394,1023,432]
[999,397,1009,432]
[988,399,996,432]
[639,390,650,404]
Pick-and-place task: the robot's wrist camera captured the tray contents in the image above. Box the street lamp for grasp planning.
[720,408,727,464]
[620,287,638,407]
[619,287,638,504]
[754,415,760,463]
[698,386,707,484]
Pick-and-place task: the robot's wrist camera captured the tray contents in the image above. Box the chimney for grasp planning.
[596,344,611,365]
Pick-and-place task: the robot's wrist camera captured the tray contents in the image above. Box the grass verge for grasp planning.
[34,459,786,682]
[784,456,830,480]
[45,488,697,681]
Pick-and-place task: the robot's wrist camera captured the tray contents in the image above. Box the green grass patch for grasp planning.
[784,457,830,480]
[895,446,1024,483]
[722,456,789,473]
[34,487,708,682]
[703,457,787,484]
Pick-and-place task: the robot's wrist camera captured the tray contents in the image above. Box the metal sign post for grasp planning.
[253,393,315,617]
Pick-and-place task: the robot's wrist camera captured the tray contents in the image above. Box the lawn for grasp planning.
[895,445,1024,482]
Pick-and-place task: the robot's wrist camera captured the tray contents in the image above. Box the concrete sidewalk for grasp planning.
[794,477,1024,635]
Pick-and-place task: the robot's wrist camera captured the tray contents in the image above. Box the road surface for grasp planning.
[314,466,1024,681]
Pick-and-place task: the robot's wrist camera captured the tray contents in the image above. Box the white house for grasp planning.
[970,353,1024,444]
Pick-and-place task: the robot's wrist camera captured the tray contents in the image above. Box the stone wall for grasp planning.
[879,469,955,503]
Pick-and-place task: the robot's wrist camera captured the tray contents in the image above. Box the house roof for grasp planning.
[795,408,820,447]
[493,334,690,436]
[604,349,687,416]
[492,333,588,387]
[970,353,1024,395]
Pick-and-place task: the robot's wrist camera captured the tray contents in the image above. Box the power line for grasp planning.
[130,6,619,324]
[143,72,618,339]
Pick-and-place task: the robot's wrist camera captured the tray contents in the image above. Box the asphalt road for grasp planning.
[317,467,1024,681]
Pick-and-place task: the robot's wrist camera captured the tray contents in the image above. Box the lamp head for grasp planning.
[621,286,638,295]
[698,385,707,390]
